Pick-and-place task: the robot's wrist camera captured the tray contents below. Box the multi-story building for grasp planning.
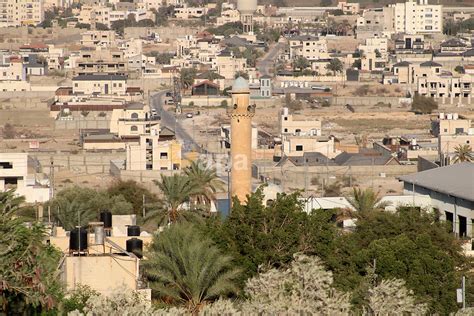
[390,0,442,34]
[289,35,329,61]
[0,55,26,81]
[417,74,473,100]
[0,0,43,27]
[337,1,359,15]
[279,107,322,137]
[357,0,442,37]
[69,48,127,75]
[80,30,117,47]
[174,5,208,19]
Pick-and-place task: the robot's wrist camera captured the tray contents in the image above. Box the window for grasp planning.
[296,145,303,151]
[160,152,168,159]
[284,128,288,132]
[74,83,78,87]
[131,112,138,119]
[130,125,138,132]
[284,117,288,121]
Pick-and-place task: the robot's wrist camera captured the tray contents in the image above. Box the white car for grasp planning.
[186,113,193,118]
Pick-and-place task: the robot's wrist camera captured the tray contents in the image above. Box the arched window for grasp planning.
[131,113,139,119]
[131,125,138,132]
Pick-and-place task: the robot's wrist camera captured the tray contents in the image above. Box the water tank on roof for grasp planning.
[126,238,143,258]
[453,113,459,120]
[237,0,257,14]
[100,210,112,229]
[94,226,104,245]
[447,113,453,120]
[127,225,140,236]
[69,227,88,252]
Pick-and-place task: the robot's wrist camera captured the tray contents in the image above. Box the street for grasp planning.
[256,41,285,77]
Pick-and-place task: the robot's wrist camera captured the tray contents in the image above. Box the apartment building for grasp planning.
[357,0,442,37]
[337,1,359,15]
[289,35,329,61]
[395,34,426,54]
[417,74,473,100]
[72,74,127,95]
[0,0,43,27]
[70,48,127,75]
[216,9,240,26]
[215,51,246,80]
[389,60,441,84]
[359,37,388,57]
[174,5,208,19]
[390,0,442,34]
[80,30,117,47]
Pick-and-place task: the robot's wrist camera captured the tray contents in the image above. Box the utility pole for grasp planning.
[48,157,55,224]
[142,194,146,218]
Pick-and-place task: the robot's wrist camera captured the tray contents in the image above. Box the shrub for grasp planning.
[411,95,438,114]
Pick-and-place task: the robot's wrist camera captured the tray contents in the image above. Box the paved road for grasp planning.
[257,42,285,77]
[150,90,199,151]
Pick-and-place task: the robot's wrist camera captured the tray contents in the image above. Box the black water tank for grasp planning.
[69,227,88,252]
[127,225,140,236]
[100,210,112,228]
[126,238,143,258]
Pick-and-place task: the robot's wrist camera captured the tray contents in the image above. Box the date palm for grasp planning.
[184,160,224,208]
[146,174,199,225]
[452,144,473,163]
[348,188,388,215]
[143,223,240,312]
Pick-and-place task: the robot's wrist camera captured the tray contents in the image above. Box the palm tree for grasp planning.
[0,189,24,217]
[143,223,240,312]
[146,174,198,225]
[184,160,224,208]
[452,144,473,163]
[347,188,388,215]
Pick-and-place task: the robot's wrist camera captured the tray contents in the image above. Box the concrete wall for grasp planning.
[257,164,417,190]
[55,118,110,130]
[33,151,125,174]
[332,96,403,106]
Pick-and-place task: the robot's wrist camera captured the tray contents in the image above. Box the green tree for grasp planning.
[107,180,159,219]
[184,160,224,207]
[347,187,387,214]
[206,189,336,285]
[180,67,198,90]
[326,58,344,75]
[146,174,198,225]
[48,186,133,230]
[0,190,63,313]
[294,56,310,71]
[411,95,438,114]
[455,65,465,74]
[327,208,466,314]
[452,144,473,163]
[143,223,240,312]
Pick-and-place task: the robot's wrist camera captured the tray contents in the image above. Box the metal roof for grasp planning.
[398,162,474,202]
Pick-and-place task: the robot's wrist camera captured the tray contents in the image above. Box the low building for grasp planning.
[279,107,322,137]
[399,163,474,237]
[72,74,128,95]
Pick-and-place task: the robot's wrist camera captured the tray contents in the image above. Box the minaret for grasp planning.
[228,77,255,203]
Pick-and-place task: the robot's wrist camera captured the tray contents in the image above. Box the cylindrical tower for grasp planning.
[228,77,255,203]
[237,0,257,34]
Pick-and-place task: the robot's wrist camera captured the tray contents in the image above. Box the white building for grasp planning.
[0,153,49,203]
[390,0,443,34]
[289,35,329,61]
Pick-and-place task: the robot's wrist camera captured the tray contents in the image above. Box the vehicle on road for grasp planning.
[186,113,193,118]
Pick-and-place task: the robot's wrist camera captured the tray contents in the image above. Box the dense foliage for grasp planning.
[411,94,439,114]
[0,190,63,314]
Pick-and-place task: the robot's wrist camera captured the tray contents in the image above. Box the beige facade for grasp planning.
[72,74,127,95]
[228,78,254,203]
[174,5,208,19]
[0,58,25,81]
[126,135,182,171]
[279,107,322,137]
[80,30,117,47]
[337,1,359,15]
[418,74,473,99]
[217,9,240,25]
[0,0,43,27]
[215,54,246,80]
[282,136,339,159]
[431,113,472,136]
[289,35,329,61]
[69,49,127,75]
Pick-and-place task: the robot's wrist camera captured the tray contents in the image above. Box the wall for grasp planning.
[332,96,404,106]
[55,118,110,130]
